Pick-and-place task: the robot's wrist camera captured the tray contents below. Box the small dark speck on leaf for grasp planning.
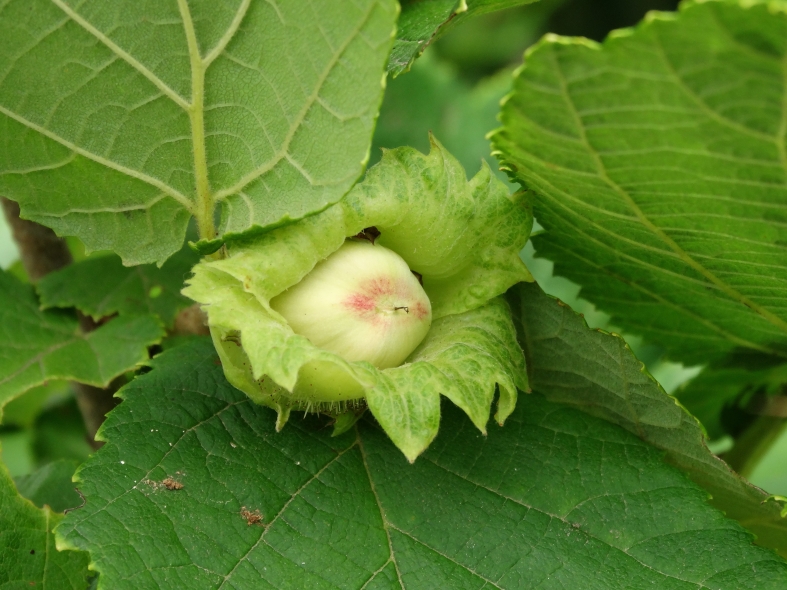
[30,549,35,555]
[241,507,263,526]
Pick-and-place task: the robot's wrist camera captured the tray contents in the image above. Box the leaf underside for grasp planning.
[0,0,397,264]
[513,281,787,556]
[0,270,164,421]
[493,0,787,366]
[57,339,787,590]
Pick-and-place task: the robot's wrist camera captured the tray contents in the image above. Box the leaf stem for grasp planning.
[724,415,787,480]
[178,0,216,242]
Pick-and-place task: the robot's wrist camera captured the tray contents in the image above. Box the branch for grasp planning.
[172,304,210,336]
[1,197,72,280]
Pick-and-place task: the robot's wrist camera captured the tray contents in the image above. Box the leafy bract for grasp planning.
[365,298,526,457]
[513,281,787,555]
[37,246,198,327]
[493,0,787,366]
[1,449,90,589]
[184,139,532,460]
[0,270,163,422]
[389,0,538,76]
[0,0,397,265]
[57,339,787,589]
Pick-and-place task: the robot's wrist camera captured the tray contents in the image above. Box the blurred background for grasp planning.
[3,0,785,498]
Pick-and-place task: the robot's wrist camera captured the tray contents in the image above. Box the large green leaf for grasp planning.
[1,448,90,589]
[493,0,787,366]
[389,0,538,76]
[0,270,163,422]
[0,0,397,264]
[57,338,787,589]
[37,246,198,328]
[512,281,787,555]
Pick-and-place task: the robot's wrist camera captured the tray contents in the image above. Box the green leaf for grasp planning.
[0,270,164,422]
[57,339,787,589]
[512,281,787,555]
[677,361,787,440]
[389,0,538,76]
[492,0,787,366]
[1,448,90,589]
[184,139,531,459]
[32,398,94,468]
[0,429,35,477]
[15,459,82,513]
[2,380,71,428]
[373,52,514,180]
[0,0,397,265]
[37,246,198,327]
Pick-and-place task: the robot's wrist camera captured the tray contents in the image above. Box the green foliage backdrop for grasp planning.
[0,0,786,588]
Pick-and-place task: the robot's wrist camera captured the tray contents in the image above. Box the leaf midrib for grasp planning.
[44,0,252,238]
[358,434,405,589]
[419,448,741,589]
[48,0,373,241]
[360,414,729,590]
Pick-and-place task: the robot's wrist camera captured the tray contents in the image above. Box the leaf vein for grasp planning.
[0,105,191,209]
[49,0,190,110]
[552,44,787,337]
[212,0,378,202]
